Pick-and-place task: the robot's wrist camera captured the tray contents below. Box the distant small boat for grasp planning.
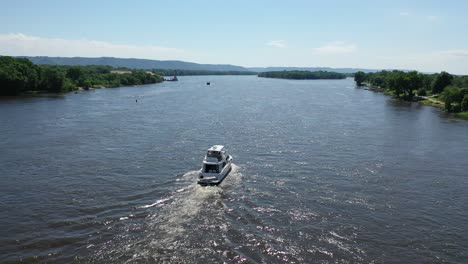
[197,145,232,186]
[206,82,210,85]
[165,75,178,82]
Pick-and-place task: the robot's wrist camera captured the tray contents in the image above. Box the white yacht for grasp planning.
[198,145,233,186]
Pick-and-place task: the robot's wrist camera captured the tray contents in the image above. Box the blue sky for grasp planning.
[1,0,467,74]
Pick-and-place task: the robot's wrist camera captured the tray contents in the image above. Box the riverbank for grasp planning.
[419,96,444,108]
[360,82,468,120]
[0,56,164,96]
[0,79,165,100]
[454,111,468,119]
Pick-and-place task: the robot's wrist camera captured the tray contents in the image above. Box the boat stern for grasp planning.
[197,172,220,185]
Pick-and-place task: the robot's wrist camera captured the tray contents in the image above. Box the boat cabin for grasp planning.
[198,145,233,186]
[202,145,229,173]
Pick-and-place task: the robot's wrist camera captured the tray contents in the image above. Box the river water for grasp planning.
[1,76,467,263]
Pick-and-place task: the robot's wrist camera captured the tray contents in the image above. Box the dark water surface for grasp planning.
[1,76,467,263]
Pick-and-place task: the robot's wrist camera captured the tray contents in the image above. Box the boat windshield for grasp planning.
[207,151,221,158]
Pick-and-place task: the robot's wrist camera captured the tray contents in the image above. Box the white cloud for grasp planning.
[267,40,286,48]
[436,49,468,58]
[0,33,195,60]
[375,49,468,74]
[312,41,356,55]
[397,11,440,22]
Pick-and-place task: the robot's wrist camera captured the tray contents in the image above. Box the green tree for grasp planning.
[453,75,468,88]
[440,86,463,103]
[440,86,462,112]
[432,71,453,94]
[372,75,385,87]
[40,67,66,92]
[81,79,92,89]
[420,73,433,93]
[461,94,468,112]
[404,71,423,100]
[66,66,84,82]
[0,56,41,95]
[386,71,407,98]
[417,88,426,96]
[0,65,24,95]
[354,71,366,86]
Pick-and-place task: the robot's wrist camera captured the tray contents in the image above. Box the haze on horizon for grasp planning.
[1,0,468,74]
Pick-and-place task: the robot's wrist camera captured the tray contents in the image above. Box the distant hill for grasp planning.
[248,67,381,74]
[258,70,346,80]
[14,56,391,73]
[18,56,250,72]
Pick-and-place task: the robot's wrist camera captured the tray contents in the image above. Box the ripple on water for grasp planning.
[86,166,246,263]
[2,76,468,263]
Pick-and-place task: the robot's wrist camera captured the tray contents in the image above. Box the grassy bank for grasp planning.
[420,99,443,108]
[454,112,468,120]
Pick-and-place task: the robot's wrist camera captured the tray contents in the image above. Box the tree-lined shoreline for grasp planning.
[0,56,164,96]
[354,70,468,119]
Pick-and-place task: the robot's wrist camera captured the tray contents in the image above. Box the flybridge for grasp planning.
[205,145,226,163]
[208,145,224,152]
